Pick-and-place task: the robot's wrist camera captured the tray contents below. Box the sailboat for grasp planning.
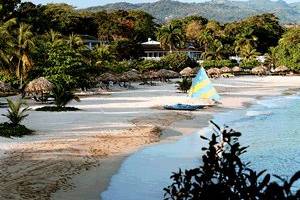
[164,67,220,111]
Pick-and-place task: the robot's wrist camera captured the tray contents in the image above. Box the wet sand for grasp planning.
[0,76,300,199]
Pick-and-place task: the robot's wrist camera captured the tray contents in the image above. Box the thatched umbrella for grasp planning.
[252,66,267,76]
[0,81,14,93]
[143,71,159,80]
[274,66,289,73]
[232,66,242,73]
[121,70,141,82]
[25,77,54,94]
[97,73,118,82]
[207,68,221,78]
[180,67,194,77]
[220,67,232,74]
[157,69,180,79]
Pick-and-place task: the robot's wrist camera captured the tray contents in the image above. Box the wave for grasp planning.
[246,110,273,117]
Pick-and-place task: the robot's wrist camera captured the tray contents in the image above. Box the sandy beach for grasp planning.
[0,76,300,200]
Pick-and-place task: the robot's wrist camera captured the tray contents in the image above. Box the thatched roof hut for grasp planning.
[232,66,242,72]
[180,67,194,77]
[220,67,232,74]
[274,66,289,73]
[157,69,180,79]
[25,77,54,94]
[98,73,118,82]
[251,66,267,75]
[0,81,14,93]
[207,68,221,77]
[121,70,141,81]
[143,71,159,79]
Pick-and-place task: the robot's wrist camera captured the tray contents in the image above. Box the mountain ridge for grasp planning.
[84,0,300,24]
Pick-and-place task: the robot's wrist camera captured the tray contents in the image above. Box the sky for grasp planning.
[27,0,300,8]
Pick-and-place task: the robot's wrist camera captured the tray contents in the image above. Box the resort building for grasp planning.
[141,38,201,60]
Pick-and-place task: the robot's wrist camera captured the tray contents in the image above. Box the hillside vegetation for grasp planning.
[85,0,300,24]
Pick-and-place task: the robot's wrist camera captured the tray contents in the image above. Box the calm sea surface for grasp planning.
[101,94,300,200]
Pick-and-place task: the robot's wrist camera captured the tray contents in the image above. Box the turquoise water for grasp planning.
[101,95,300,200]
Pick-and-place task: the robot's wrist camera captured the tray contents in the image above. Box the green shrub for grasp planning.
[138,60,162,73]
[0,123,33,137]
[0,71,18,88]
[161,53,197,72]
[164,121,300,199]
[240,59,259,69]
[177,78,192,93]
[202,59,235,69]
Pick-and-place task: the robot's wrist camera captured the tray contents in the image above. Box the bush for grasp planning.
[202,59,235,69]
[240,59,260,69]
[0,71,19,88]
[164,121,300,200]
[0,123,33,137]
[161,53,197,72]
[138,59,162,73]
[177,78,192,93]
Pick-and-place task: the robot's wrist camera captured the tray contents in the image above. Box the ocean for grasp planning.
[101,94,300,200]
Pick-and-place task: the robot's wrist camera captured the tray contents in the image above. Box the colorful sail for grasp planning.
[188,67,220,101]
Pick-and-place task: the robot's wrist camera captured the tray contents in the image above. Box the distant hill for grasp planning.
[84,0,300,24]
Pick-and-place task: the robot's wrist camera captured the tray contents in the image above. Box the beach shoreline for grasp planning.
[0,76,300,200]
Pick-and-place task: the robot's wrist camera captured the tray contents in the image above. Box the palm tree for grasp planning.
[15,23,35,88]
[234,27,258,56]
[264,47,278,69]
[198,30,213,56]
[0,18,16,68]
[67,33,83,49]
[240,43,260,60]
[2,98,31,126]
[52,84,80,108]
[45,29,63,46]
[157,24,184,53]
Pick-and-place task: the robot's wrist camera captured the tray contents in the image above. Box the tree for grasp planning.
[157,24,184,52]
[264,47,278,69]
[128,10,157,42]
[51,84,80,108]
[16,2,49,34]
[14,23,35,88]
[2,98,30,126]
[42,3,80,35]
[273,28,300,70]
[0,18,16,68]
[110,39,143,61]
[164,121,300,199]
[240,43,260,60]
[67,33,83,49]
[0,0,20,22]
[45,29,63,47]
[234,27,258,56]
[42,42,90,89]
[185,21,203,44]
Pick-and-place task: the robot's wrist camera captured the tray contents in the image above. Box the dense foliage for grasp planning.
[0,0,298,95]
[273,28,300,70]
[164,121,300,199]
[85,0,300,24]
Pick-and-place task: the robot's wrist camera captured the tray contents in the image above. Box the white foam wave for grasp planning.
[246,110,272,117]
